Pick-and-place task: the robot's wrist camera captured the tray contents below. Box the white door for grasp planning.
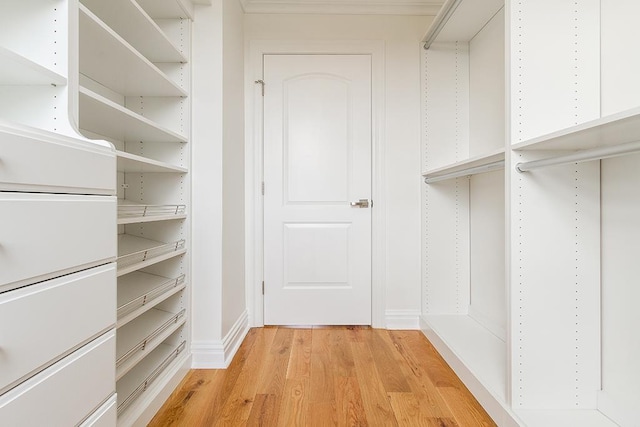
[263,54,372,325]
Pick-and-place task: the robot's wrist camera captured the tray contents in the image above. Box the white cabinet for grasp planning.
[422,0,640,425]
[75,0,192,424]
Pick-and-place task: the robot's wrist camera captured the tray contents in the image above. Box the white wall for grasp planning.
[245,14,431,319]
[221,0,246,337]
[191,0,246,366]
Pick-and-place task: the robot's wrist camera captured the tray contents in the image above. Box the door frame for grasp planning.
[245,40,386,328]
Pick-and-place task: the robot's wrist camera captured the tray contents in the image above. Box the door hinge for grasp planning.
[261,182,265,195]
[255,79,265,96]
[262,281,265,295]
[371,199,374,208]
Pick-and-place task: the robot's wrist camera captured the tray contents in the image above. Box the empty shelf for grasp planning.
[80,0,186,63]
[118,200,186,224]
[79,5,186,96]
[0,46,66,86]
[117,272,186,324]
[422,148,505,182]
[116,307,185,379]
[136,0,193,19]
[79,87,187,144]
[117,234,186,276]
[422,314,506,402]
[116,151,187,173]
[116,340,186,415]
[513,106,640,151]
[423,0,504,44]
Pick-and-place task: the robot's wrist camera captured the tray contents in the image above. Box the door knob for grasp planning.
[350,199,370,208]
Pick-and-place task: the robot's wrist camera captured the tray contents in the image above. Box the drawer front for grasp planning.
[0,193,116,292]
[80,394,117,427]
[0,331,116,427]
[0,264,116,394]
[0,128,115,194]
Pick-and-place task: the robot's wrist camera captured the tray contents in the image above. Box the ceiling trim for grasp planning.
[239,0,442,15]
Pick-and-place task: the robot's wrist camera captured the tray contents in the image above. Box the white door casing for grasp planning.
[263,54,372,325]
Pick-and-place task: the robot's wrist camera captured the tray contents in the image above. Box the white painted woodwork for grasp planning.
[0,122,115,194]
[79,395,117,427]
[426,0,503,43]
[422,148,504,178]
[0,264,115,395]
[79,87,187,143]
[601,0,640,116]
[136,0,194,19]
[117,234,186,276]
[515,410,618,427]
[117,272,186,326]
[510,0,600,143]
[80,0,186,63]
[0,46,66,86]
[0,331,116,427]
[0,193,117,293]
[469,170,505,341]
[263,54,372,325]
[79,5,186,97]
[116,150,187,173]
[600,154,640,425]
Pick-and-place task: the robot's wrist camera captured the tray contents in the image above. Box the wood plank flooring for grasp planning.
[149,327,496,426]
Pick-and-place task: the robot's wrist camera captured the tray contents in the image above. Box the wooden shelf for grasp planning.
[423,0,504,44]
[79,87,187,144]
[117,234,186,276]
[513,106,640,152]
[79,5,186,97]
[116,151,187,173]
[136,0,194,19]
[117,272,186,327]
[118,200,186,224]
[0,46,66,86]
[81,0,186,63]
[422,148,505,180]
[421,314,506,402]
[116,307,186,380]
[116,340,186,415]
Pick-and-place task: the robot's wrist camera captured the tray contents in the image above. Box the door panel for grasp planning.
[263,54,372,325]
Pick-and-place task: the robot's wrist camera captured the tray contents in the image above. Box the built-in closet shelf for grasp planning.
[423,0,503,44]
[118,200,187,224]
[422,148,505,182]
[116,151,187,173]
[116,307,186,380]
[513,107,640,151]
[0,46,66,86]
[516,410,618,427]
[117,234,186,277]
[79,87,187,144]
[79,5,187,97]
[80,0,187,63]
[117,272,186,327]
[116,340,186,416]
[136,0,194,19]
[421,314,506,402]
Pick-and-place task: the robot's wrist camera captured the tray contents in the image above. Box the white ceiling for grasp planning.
[239,0,443,15]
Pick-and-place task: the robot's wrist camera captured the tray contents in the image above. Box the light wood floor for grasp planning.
[149,327,496,426]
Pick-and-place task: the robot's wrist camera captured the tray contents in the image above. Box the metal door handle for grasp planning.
[350,199,369,208]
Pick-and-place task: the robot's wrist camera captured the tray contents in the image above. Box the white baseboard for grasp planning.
[191,310,249,369]
[385,309,421,330]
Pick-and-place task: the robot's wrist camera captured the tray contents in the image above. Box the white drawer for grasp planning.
[80,394,117,427]
[0,125,115,195]
[0,331,116,427]
[0,264,116,395]
[0,193,116,293]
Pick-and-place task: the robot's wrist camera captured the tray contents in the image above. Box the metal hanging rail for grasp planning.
[424,160,505,183]
[515,140,640,172]
[423,0,464,50]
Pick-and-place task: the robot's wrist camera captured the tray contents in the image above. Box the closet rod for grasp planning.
[424,160,504,184]
[515,140,640,172]
[423,0,463,50]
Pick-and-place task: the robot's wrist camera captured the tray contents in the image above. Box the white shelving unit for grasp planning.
[421,0,510,424]
[423,1,640,426]
[76,0,192,424]
[0,1,117,426]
